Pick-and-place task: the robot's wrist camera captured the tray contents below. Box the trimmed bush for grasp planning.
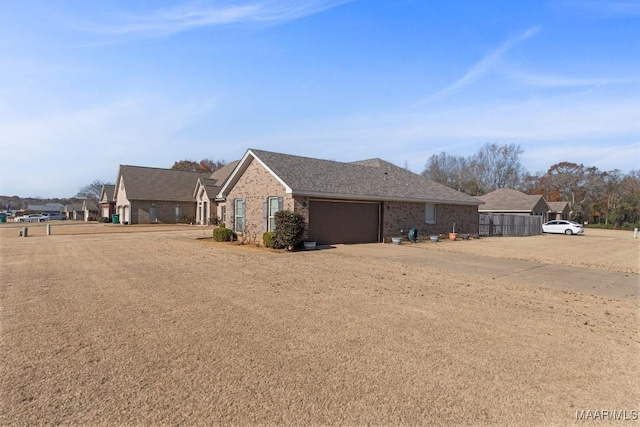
[213,226,234,242]
[274,210,305,250]
[262,231,276,248]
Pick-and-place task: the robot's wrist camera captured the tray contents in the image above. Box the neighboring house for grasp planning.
[217,149,483,245]
[547,201,570,220]
[193,161,239,225]
[27,203,64,214]
[114,165,212,224]
[476,188,551,222]
[64,204,84,220]
[82,199,100,221]
[99,185,116,219]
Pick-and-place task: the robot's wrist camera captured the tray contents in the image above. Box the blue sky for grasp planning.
[1,0,639,198]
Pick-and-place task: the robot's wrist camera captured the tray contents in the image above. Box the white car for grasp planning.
[15,214,50,223]
[542,220,584,235]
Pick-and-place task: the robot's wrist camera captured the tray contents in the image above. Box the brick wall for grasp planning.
[131,201,197,224]
[293,196,310,240]
[225,158,292,244]
[382,201,478,240]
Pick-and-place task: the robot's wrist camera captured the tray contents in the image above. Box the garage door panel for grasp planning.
[308,200,380,244]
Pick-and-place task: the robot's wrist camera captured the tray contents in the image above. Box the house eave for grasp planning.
[291,190,483,206]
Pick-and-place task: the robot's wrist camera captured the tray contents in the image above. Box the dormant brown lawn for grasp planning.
[1,223,638,425]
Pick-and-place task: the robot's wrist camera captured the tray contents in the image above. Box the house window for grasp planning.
[150,204,157,223]
[425,203,436,224]
[268,197,281,232]
[234,199,244,233]
[175,204,182,222]
[220,205,226,223]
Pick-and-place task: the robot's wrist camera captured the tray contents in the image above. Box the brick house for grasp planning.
[114,166,212,224]
[99,184,116,220]
[217,149,482,245]
[63,203,84,220]
[81,199,100,221]
[193,161,239,225]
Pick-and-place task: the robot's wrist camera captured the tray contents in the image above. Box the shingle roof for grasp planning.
[223,149,481,205]
[476,188,547,212]
[118,165,211,202]
[28,203,64,212]
[209,161,239,182]
[101,185,116,203]
[548,201,569,213]
[194,161,240,198]
[82,200,99,211]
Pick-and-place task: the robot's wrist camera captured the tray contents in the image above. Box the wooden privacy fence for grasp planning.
[479,213,543,237]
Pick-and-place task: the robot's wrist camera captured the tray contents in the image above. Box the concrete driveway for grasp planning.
[332,243,639,300]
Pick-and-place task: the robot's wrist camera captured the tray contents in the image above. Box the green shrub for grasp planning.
[213,226,234,242]
[262,231,276,248]
[274,210,306,250]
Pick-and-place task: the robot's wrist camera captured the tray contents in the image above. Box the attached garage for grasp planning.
[308,200,380,244]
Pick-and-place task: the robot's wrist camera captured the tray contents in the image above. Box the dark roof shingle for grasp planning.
[476,188,546,212]
[118,165,211,202]
[243,149,481,205]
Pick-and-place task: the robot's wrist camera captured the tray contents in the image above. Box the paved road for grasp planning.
[333,244,639,300]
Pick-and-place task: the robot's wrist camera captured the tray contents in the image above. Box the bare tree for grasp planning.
[472,143,525,193]
[75,180,112,201]
[421,143,525,195]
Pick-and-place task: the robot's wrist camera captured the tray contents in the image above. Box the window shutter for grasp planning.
[262,198,268,232]
[241,200,246,232]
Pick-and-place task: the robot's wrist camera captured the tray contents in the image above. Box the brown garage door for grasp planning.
[308,200,380,244]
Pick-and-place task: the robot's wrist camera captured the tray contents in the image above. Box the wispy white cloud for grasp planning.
[254,84,640,173]
[82,0,352,38]
[0,96,218,196]
[562,1,640,17]
[414,26,540,105]
[504,71,635,88]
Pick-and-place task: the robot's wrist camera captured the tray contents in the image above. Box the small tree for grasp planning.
[171,159,226,173]
[274,210,305,250]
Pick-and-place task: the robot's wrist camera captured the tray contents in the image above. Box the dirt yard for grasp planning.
[1,223,638,425]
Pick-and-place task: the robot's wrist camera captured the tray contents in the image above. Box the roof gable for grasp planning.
[548,201,570,213]
[100,185,116,203]
[117,165,211,202]
[477,188,550,212]
[193,161,240,198]
[220,149,482,205]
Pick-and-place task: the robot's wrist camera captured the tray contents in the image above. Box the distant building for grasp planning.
[27,203,64,214]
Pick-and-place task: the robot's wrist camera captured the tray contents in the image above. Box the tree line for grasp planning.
[422,143,640,227]
[1,158,228,210]
[5,152,637,228]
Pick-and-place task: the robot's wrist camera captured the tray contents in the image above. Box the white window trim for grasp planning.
[234,199,244,233]
[268,197,280,232]
[425,203,437,224]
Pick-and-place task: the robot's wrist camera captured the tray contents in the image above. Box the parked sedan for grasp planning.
[16,214,50,223]
[542,220,584,235]
[44,213,67,220]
